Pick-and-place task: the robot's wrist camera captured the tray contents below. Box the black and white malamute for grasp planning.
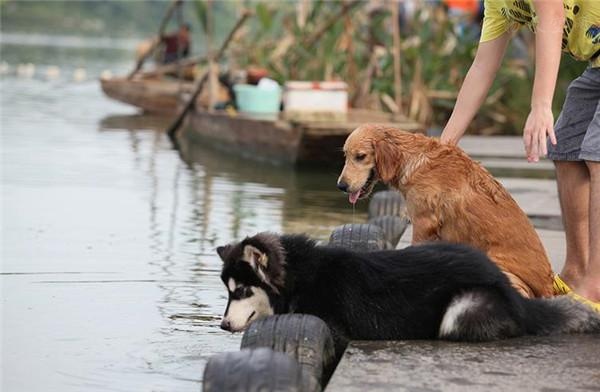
[217,232,600,343]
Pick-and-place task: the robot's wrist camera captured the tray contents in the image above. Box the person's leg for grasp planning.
[574,161,600,302]
[574,95,600,301]
[549,68,600,294]
[554,161,590,287]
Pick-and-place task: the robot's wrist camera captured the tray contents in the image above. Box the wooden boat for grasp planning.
[100,76,424,166]
[100,75,229,115]
[180,109,423,166]
[100,76,193,115]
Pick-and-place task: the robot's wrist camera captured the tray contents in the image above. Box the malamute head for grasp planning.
[217,232,286,332]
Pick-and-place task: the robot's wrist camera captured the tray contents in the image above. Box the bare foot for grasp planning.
[572,275,600,303]
[559,264,586,290]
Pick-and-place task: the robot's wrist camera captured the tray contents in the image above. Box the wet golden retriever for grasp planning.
[337,124,554,298]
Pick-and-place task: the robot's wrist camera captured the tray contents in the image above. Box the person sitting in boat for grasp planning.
[161,24,191,64]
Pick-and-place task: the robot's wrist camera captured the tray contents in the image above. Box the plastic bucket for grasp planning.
[233,84,282,114]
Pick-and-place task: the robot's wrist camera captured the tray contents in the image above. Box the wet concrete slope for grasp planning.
[328,335,600,391]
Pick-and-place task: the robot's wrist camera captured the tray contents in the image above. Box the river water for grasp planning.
[1,35,365,391]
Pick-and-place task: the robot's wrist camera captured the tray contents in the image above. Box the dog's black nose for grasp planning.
[337,181,348,192]
[220,319,231,331]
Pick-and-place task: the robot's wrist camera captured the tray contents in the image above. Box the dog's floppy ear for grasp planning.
[242,245,269,269]
[374,138,401,183]
[216,245,232,262]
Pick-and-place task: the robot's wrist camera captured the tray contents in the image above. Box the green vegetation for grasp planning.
[222,1,587,134]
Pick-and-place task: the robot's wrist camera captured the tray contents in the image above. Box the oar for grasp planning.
[166,10,252,140]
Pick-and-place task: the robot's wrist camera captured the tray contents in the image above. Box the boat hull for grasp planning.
[100,77,189,115]
[181,110,424,166]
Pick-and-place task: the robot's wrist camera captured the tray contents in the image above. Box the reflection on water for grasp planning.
[97,116,365,390]
[1,36,363,392]
[176,130,368,237]
[100,113,174,132]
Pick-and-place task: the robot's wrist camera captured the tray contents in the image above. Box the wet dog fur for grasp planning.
[217,232,600,350]
[337,125,555,298]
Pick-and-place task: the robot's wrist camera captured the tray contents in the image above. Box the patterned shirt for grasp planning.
[481,0,600,67]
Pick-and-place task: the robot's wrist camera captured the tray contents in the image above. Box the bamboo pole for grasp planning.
[176,0,184,82]
[381,93,399,113]
[352,48,383,108]
[128,0,181,80]
[296,0,309,29]
[344,0,356,91]
[205,0,217,113]
[166,10,252,139]
[390,0,403,114]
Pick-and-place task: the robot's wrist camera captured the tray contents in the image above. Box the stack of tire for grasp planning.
[203,314,336,392]
[328,190,409,251]
[203,190,408,392]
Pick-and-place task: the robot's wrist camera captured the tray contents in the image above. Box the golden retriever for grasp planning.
[337,124,554,298]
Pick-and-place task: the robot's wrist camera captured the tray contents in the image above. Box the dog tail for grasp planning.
[523,295,600,335]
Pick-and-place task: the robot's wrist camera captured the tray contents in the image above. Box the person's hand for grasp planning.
[523,106,557,162]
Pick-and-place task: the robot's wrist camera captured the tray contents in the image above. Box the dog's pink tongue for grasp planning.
[349,190,361,205]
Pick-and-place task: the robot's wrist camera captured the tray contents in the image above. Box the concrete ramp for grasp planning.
[327,335,600,391]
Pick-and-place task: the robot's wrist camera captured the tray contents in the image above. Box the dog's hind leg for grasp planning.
[501,270,534,298]
[438,289,524,341]
[410,212,440,244]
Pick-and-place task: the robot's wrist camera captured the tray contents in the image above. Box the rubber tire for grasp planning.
[328,223,387,251]
[368,215,410,249]
[203,348,309,392]
[368,190,407,220]
[241,314,336,389]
